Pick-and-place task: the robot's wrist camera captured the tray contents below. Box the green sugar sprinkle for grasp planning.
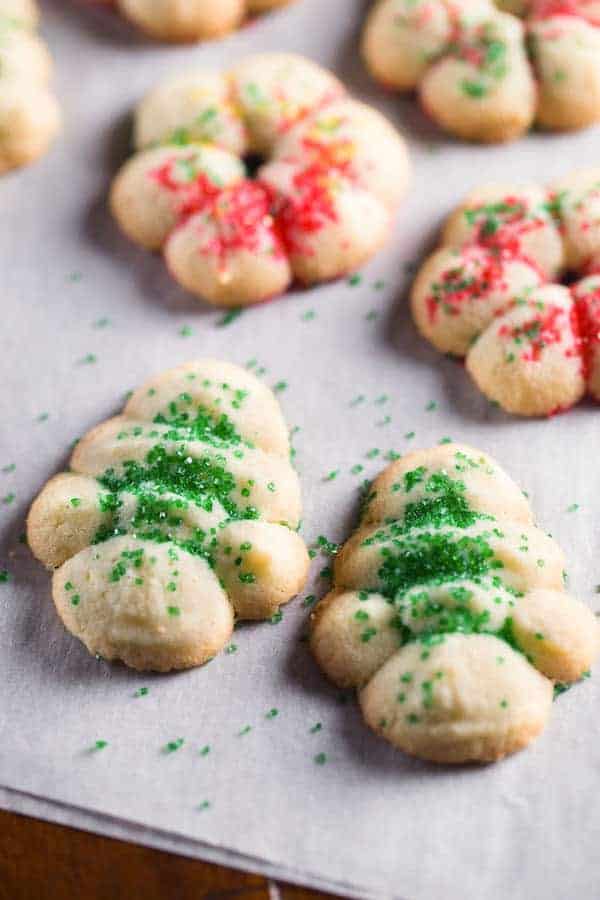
[377,416,391,428]
[238,725,252,736]
[0,570,10,583]
[2,493,15,505]
[567,503,580,513]
[92,740,108,751]
[197,800,211,811]
[163,738,184,754]
[373,279,385,290]
[1,464,15,474]
[270,610,283,625]
[199,745,211,756]
[365,310,378,321]
[67,271,83,283]
[217,308,243,328]
[36,413,49,423]
[167,605,181,617]
[273,381,288,393]
[302,595,316,607]
[375,395,388,405]
[93,317,111,328]
[225,643,238,654]
[310,723,322,733]
[301,309,316,321]
[351,464,364,475]
[323,469,340,482]
[314,752,327,765]
[70,497,81,507]
[426,401,438,412]
[265,708,279,719]
[134,687,149,697]
[404,431,415,440]
[348,273,362,286]
[179,325,193,337]
[77,353,97,365]
[366,448,380,459]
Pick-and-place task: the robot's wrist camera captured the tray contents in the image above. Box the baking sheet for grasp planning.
[2,1,600,897]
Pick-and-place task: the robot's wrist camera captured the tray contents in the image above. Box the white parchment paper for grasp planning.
[1,2,600,897]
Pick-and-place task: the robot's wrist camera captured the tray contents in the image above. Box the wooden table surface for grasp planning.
[0,810,340,900]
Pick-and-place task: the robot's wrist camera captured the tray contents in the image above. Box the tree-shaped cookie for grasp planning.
[28,359,309,671]
[362,0,600,142]
[110,53,410,308]
[0,0,60,173]
[311,443,599,763]
[115,0,295,43]
[411,168,600,415]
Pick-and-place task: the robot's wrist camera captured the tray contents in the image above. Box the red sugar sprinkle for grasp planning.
[151,156,222,221]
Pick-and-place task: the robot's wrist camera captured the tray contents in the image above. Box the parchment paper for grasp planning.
[2,2,600,897]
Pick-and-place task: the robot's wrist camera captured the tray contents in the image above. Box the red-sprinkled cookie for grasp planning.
[110,53,410,308]
[411,169,600,415]
[362,0,600,142]
[115,0,295,43]
[0,0,60,173]
[311,443,600,763]
[27,359,309,671]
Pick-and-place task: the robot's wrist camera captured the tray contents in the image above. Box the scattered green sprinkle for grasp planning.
[217,308,243,327]
[314,752,327,765]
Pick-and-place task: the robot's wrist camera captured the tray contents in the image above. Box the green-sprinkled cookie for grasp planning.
[27,359,309,671]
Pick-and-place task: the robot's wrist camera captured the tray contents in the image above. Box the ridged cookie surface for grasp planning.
[28,359,309,671]
[116,0,294,43]
[411,168,600,416]
[0,0,60,173]
[362,0,600,143]
[110,53,410,308]
[311,443,599,763]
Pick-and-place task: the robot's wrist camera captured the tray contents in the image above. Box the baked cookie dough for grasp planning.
[362,0,600,142]
[411,168,600,416]
[110,53,410,307]
[115,0,295,43]
[0,0,60,173]
[311,443,600,764]
[27,359,309,671]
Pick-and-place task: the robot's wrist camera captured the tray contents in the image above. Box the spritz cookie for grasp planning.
[110,53,410,308]
[116,0,295,43]
[0,0,60,173]
[362,0,600,142]
[311,443,599,764]
[27,359,309,671]
[411,168,600,416]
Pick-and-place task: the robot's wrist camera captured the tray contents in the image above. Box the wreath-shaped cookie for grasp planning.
[27,359,309,671]
[114,0,295,43]
[0,0,60,173]
[110,53,410,308]
[362,0,600,142]
[411,168,600,416]
[311,443,600,764]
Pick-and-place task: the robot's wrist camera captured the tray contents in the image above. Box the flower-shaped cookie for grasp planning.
[311,443,599,763]
[115,0,295,43]
[27,359,309,671]
[0,0,60,173]
[411,168,600,415]
[362,0,600,142]
[110,53,410,308]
